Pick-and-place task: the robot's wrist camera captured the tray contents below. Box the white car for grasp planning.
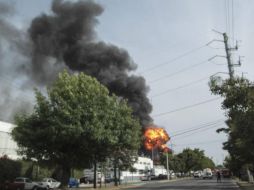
[193,171,202,178]
[39,178,61,189]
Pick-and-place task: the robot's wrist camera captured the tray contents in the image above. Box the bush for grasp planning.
[0,155,21,183]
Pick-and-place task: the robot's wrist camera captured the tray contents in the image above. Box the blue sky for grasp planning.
[1,0,254,164]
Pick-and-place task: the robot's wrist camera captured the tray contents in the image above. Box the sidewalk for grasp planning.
[236,180,254,190]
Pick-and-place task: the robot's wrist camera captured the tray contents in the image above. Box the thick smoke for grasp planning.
[0,0,152,126]
[0,2,34,122]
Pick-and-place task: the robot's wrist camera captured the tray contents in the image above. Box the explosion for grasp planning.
[144,126,170,152]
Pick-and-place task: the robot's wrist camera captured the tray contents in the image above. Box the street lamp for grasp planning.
[166,152,169,180]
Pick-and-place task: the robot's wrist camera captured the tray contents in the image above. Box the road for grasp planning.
[126,178,240,190]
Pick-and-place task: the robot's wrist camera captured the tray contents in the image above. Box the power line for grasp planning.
[152,97,221,118]
[140,44,207,74]
[174,139,225,147]
[173,123,224,140]
[231,0,235,46]
[151,76,209,98]
[169,119,224,135]
[225,0,227,33]
[170,120,224,138]
[149,59,209,84]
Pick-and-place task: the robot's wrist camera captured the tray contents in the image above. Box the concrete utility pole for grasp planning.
[223,33,234,80]
[208,30,242,80]
[166,153,169,180]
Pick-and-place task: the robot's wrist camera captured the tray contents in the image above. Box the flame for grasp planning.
[143,126,170,151]
[160,144,171,153]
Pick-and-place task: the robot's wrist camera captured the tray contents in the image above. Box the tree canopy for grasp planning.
[209,76,254,174]
[12,71,141,186]
[160,148,214,172]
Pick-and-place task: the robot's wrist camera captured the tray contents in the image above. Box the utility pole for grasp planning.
[166,152,169,180]
[207,30,242,80]
[223,33,234,80]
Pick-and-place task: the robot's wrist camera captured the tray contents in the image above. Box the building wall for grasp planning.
[0,121,19,159]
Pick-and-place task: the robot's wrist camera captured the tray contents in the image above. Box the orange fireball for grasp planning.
[144,126,170,151]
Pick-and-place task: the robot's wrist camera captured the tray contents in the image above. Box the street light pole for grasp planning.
[166,152,169,180]
[151,148,153,161]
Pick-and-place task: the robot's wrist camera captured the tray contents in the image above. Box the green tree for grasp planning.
[12,71,141,187]
[210,76,254,175]
[160,153,184,173]
[109,101,141,186]
[162,148,215,173]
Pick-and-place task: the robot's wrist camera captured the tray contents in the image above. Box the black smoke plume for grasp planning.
[0,0,152,126]
[0,2,34,121]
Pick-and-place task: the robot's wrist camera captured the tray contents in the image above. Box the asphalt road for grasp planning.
[126,178,240,190]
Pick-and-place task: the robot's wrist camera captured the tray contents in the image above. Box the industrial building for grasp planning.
[0,121,19,159]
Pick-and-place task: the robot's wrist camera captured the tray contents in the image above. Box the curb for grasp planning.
[86,177,192,190]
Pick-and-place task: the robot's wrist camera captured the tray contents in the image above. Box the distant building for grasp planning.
[82,156,154,183]
[0,121,19,159]
[121,156,154,181]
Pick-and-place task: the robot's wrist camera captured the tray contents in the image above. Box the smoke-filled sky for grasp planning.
[1,0,254,164]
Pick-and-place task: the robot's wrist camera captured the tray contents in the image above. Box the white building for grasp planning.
[121,156,153,182]
[0,121,19,159]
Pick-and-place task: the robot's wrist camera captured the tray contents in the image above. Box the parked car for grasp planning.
[79,177,92,184]
[3,180,25,190]
[37,178,60,189]
[5,177,42,190]
[140,175,151,181]
[104,177,113,183]
[68,178,79,188]
[170,172,176,178]
[193,171,202,178]
[158,174,167,180]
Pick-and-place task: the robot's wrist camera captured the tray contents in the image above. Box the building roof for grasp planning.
[0,121,15,133]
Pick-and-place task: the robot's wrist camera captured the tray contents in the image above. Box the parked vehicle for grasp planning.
[221,169,232,178]
[37,178,60,189]
[105,177,114,183]
[5,177,41,190]
[170,172,176,178]
[79,177,92,184]
[193,171,202,178]
[3,181,25,190]
[202,168,213,179]
[140,175,151,181]
[68,178,79,188]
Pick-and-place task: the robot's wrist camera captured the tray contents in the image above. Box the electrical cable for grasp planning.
[232,0,235,46]
[169,119,224,135]
[140,44,207,74]
[152,97,221,118]
[149,59,209,84]
[170,120,224,138]
[174,139,225,147]
[151,76,209,98]
[172,123,224,140]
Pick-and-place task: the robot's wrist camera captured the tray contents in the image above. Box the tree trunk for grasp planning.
[114,161,118,186]
[93,161,97,189]
[118,168,121,185]
[61,165,71,187]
